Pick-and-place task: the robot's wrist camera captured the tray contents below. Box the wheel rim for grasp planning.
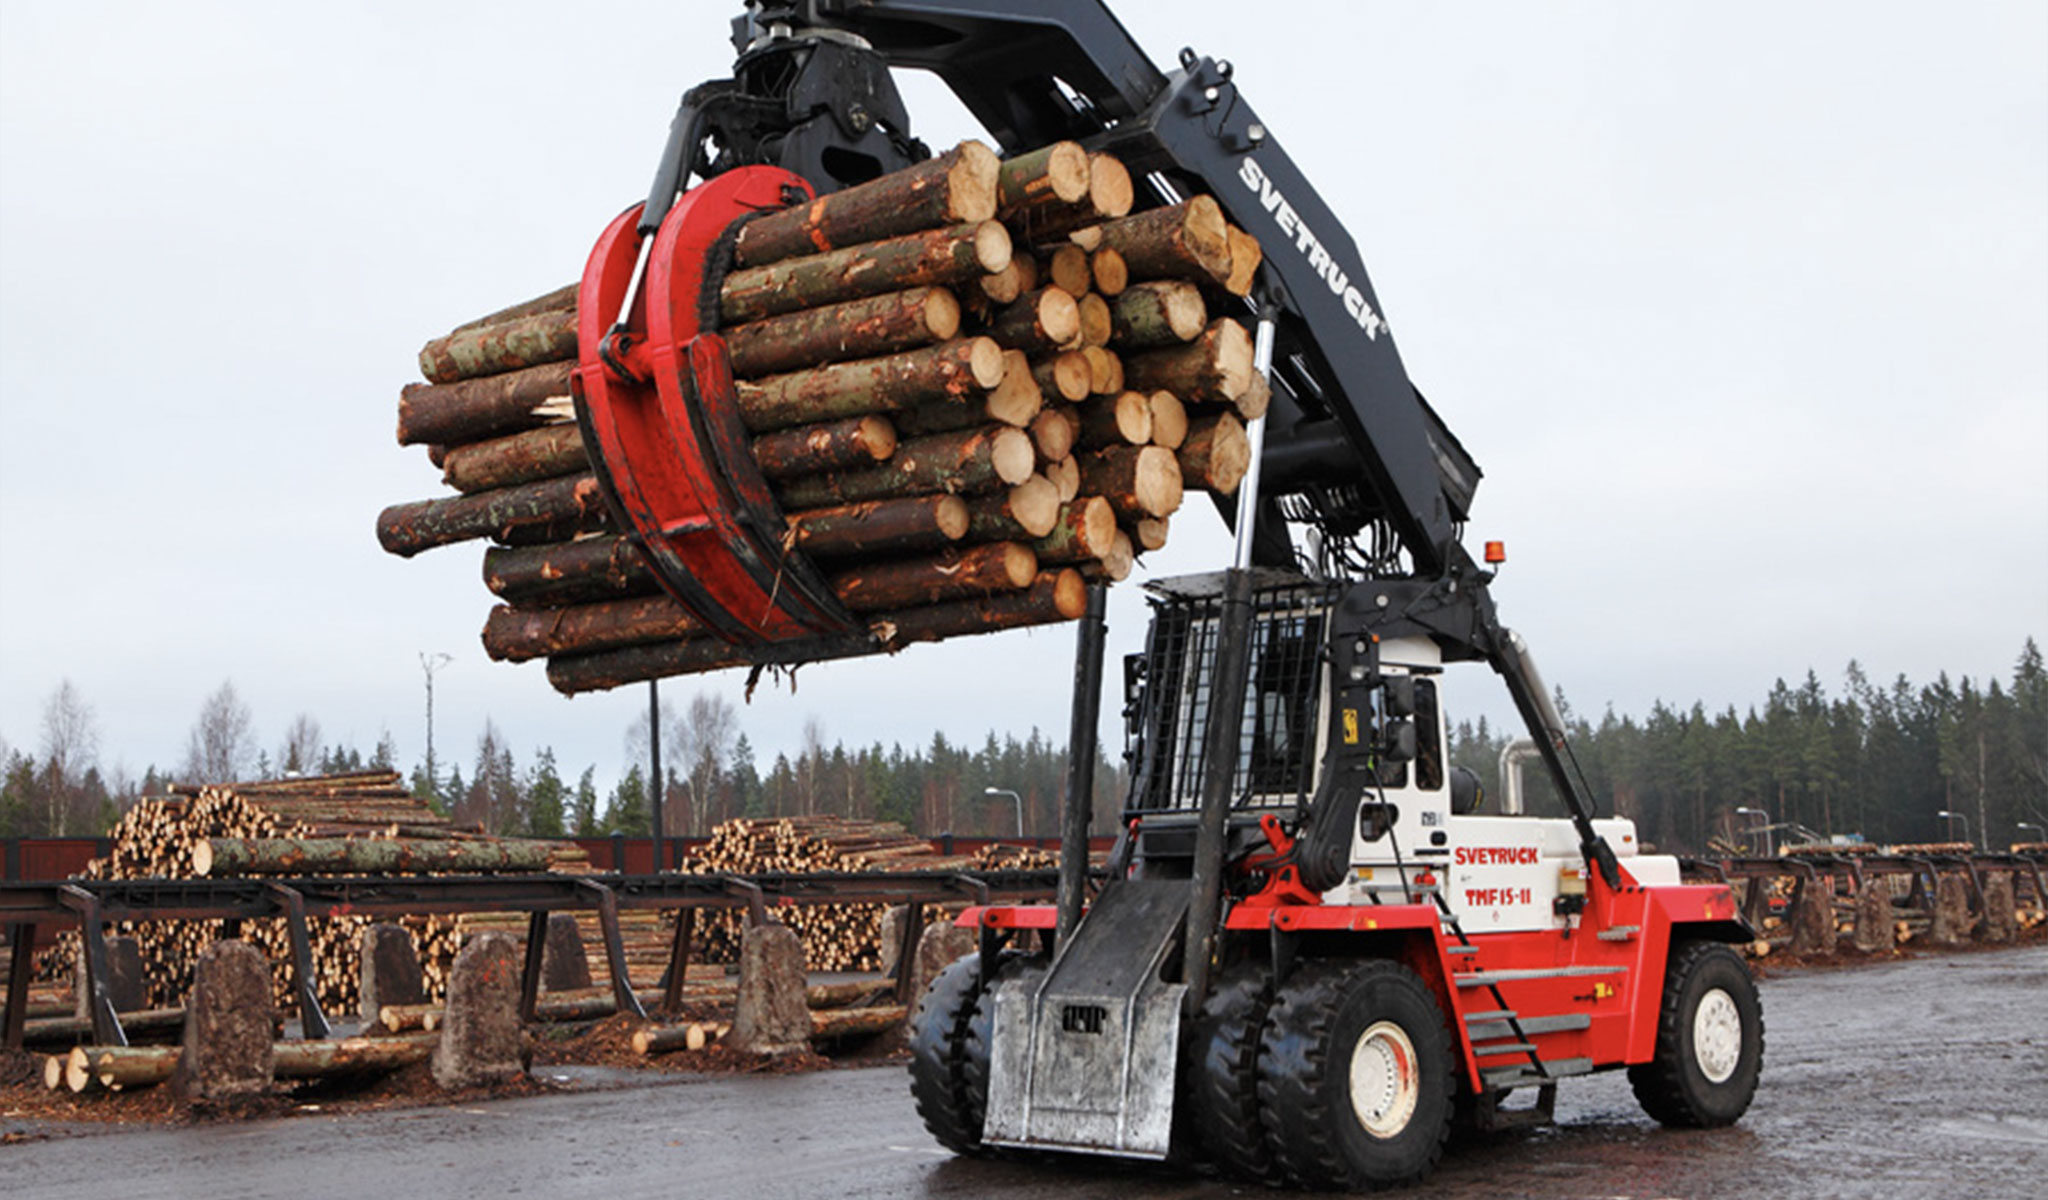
[1347,1020,1420,1137]
[1692,987,1742,1084]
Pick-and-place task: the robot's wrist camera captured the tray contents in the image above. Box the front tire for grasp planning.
[907,953,989,1154]
[1629,940,1764,1127]
[907,950,1041,1156]
[1178,961,1286,1185]
[1256,960,1455,1190]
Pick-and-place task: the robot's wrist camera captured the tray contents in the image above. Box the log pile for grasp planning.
[35,770,584,1014]
[375,140,1268,691]
[681,816,1059,970]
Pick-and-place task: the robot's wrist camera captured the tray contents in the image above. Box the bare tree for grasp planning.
[39,680,100,835]
[798,716,826,816]
[278,713,322,774]
[671,692,738,833]
[183,680,256,784]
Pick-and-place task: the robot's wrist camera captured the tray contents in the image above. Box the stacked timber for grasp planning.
[375,140,1268,691]
[680,816,1060,970]
[35,770,584,1015]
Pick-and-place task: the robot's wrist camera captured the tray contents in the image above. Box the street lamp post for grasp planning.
[984,787,1024,838]
[1937,810,1969,846]
[1734,806,1770,857]
[2016,821,2045,846]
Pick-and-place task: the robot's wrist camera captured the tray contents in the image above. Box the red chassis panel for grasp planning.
[959,873,1741,1095]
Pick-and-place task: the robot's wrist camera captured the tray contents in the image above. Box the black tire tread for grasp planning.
[1179,963,1286,1185]
[906,953,986,1154]
[1627,940,1764,1128]
[1256,959,1454,1191]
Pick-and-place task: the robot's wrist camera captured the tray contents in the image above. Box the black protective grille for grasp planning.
[1126,579,1341,814]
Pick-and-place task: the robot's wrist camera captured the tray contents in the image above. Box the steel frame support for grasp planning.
[4,921,37,1049]
[890,902,928,1005]
[267,883,331,1039]
[660,907,696,1016]
[519,910,550,1024]
[578,879,648,1022]
[1183,567,1257,1011]
[59,885,125,1047]
[1057,585,1109,945]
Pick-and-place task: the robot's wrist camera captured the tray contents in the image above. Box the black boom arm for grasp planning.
[715,1,1615,879]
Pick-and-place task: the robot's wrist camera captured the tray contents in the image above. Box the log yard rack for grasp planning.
[0,867,1062,1050]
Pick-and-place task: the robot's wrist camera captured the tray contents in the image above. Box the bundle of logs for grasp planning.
[684,815,1052,971]
[375,139,1267,691]
[35,770,585,1014]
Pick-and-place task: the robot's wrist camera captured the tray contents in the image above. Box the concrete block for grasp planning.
[432,931,524,1090]
[1851,877,1895,953]
[541,913,593,992]
[730,922,809,1054]
[1978,873,2018,943]
[1787,879,1836,957]
[179,940,275,1100]
[912,921,976,1003]
[1930,873,1974,946]
[358,923,426,1024]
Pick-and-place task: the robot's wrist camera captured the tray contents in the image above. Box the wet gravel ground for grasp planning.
[5,944,2043,1199]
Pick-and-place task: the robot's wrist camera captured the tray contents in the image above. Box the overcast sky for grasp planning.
[1,1,2042,794]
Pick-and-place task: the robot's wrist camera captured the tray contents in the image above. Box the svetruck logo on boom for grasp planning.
[1237,156,1386,340]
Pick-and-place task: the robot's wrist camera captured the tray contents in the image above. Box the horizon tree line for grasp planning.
[3,639,2042,855]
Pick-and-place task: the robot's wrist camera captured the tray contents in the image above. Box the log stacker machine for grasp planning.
[581,2,1766,1189]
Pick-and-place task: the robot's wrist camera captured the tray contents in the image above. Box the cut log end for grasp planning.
[965,337,1008,389]
[1148,390,1189,451]
[973,220,1014,275]
[1034,351,1092,402]
[990,426,1037,486]
[1048,245,1092,298]
[987,351,1047,428]
[1052,568,1090,618]
[923,288,963,341]
[950,140,1002,223]
[1076,293,1112,349]
[1089,154,1135,219]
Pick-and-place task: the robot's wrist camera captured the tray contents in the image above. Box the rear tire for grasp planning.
[1255,960,1455,1190]
[1628,940,1764,1127]
[1177,962,1286,1185]
[907,953,988,1154]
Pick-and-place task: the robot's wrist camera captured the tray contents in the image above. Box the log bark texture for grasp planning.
[1109,281,1206,348]
[397,362,575,447]
[878,570,1088,644]
[419,309,579,384]
[442,423,588,494]
[734,338,1005,432]
[963,476,1062,541]
[193,837,556,876]
[482,596,702,662]
[829,542,1037,613]
[1032,497,1118,564]
[720,222,1011,324]
[777,426,1034,508]
[733,142,1000,267]
[377,474,608,558]
[1078,445,1184,519]
[482,535,656,606]
[750,415,898,480]
[1089,196,1231,283]
[1122,318,1253,405]
[785,495,970,559]
[1178,413,1252,495]
[725,287,960,379]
